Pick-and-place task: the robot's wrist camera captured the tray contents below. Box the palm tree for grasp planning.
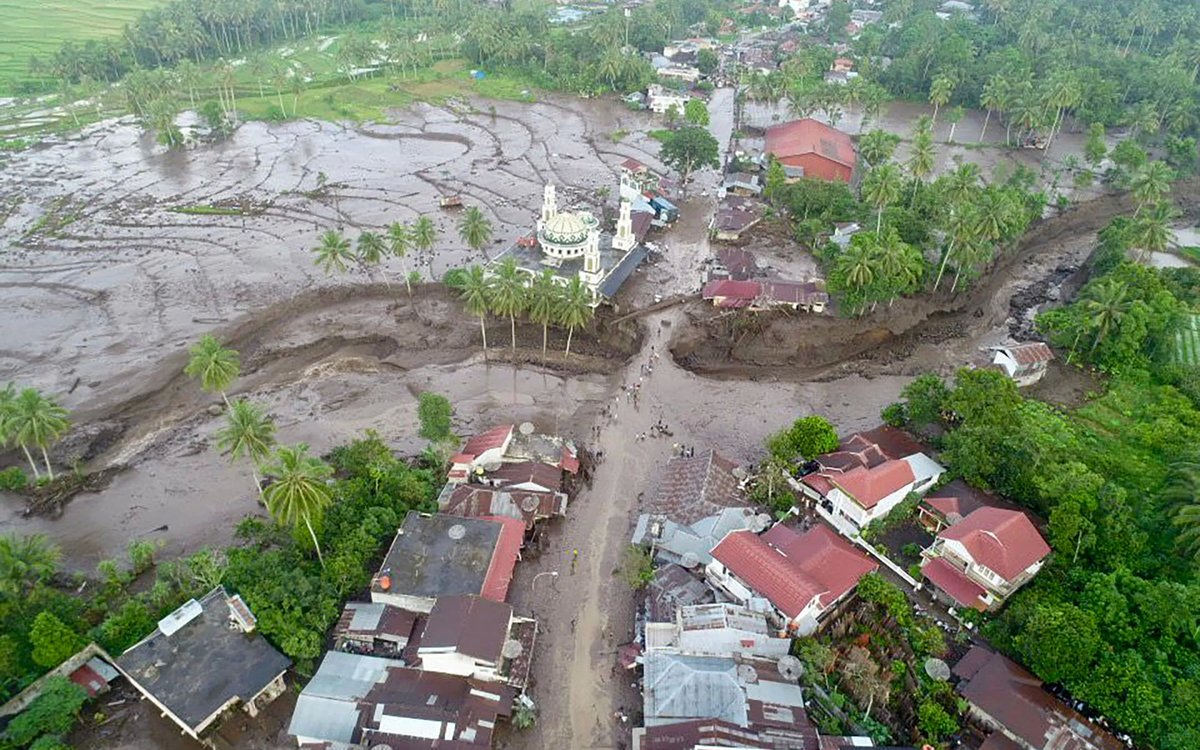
[1130,161,1175,214]
[906,122,936,199]
[458,265,493,357]
[184,334,240,406]
[951,239,993,292]
[928,75,954,125]
[0,533,61,596]
[875,228,923,305]
[385,222,414,294]
[1082,278,1130,352]
[1134,201,1180,261]
[0,382,16,455]
[934,205,980,291]
[836,238,878,315]
[862,163,903,232]
[943,162,981,205]
[528,269,562,360]
[313,229,354,275]
[979,75,1007,142]
[490,258,527,353]
[859,129,898,170]
[357,231,388,285]
[459,206,493,256]
[216,400,277,496]
[1174,503,1200,561]
[261,444,333,567]
[8,389,70,481]
[410,216,438,275]
[557,276,594,358]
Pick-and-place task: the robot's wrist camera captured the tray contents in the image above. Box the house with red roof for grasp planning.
[921,507,1050,612]
[764,119,856,183]
[705,524,877,634]
[798,427,945,530]
[990,342,1054,387]
[448,425,515,483]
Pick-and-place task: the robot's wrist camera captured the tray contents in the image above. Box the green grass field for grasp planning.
[0,0,164,93]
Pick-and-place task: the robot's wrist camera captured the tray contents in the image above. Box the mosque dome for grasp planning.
[540,211,590,246]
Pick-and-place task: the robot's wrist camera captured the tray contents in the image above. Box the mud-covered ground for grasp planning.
[0,87,1169,750]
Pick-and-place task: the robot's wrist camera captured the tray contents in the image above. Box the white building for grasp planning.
[644,603,791,658]
[658,64,701,83]
[990,342,1054,387]
[647,83,689,115]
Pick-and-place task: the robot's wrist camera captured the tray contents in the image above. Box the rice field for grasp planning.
[1174,314,1200,367]
[0,0,164,93]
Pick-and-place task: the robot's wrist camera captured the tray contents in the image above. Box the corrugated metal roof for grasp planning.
[289,652,401,744]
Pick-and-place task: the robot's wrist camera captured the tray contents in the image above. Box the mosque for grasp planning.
[489,184,651,304]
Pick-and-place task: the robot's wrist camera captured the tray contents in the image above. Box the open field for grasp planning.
[0,0,164,94]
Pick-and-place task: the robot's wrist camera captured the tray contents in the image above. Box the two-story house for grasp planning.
[797,426,945,530]
[921,507,1050,611]
[415,595,536,686]
[706,524,877,635]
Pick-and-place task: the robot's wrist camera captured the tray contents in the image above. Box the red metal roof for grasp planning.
[1005,342,1055,366]
[940,507,1050,580]
[765,119,856,169]
[559,446,580,474]
[921,557,987,610]
[69,664,107,697]
[702,279,761,304]
[830,459,914,509]
[460,425,514,459]
[479,516,524,602]
[621,158,647,172]
[710,525,877,619]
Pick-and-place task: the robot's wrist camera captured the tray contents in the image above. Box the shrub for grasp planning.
[917,699,958,739]
[29,612,86,670]
[128,540,162,575]
[94,599,155,653]
[417,393,453,443]
[618,545,655,590]
[3,677,87,745]
[0,467,28,491]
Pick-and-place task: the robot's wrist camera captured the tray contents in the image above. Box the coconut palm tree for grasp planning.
[357,230,388,284]
[943,162,981,205]
[1174,502,1200,561]
[928,75,954,125]
[528,269,562,360]
[858,129,899,170]
[875,228,923,305]
[934,205,980,291]
[410,216,438,275]
[1082,278,1130,352]
[216,400,277,496]
[490,258,527,353]
[1129,161,1175,214]
[380,222,413,295]
[0,382,16,453]
[261,444,333,567]
[459,207,493,256]
[184,334,240,406]
[0,533,61,596]
[458,265,493,357]
[1134,200,1180,261]
[313,229,354,276]
[557,276,594,358]
[836,237,878,314]
[862,163,903,232]
[8,389,69,481]
[979,75,1007,142]
[951,239,994,292]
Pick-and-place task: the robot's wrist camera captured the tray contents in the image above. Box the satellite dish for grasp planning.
[777,655,805,681]
[680,551,701,569]
[519,422,536,435]
[521,495,541,512]
[924,658,951,682]
[737,664,759,683]
[502,639,524,659]
[448,524,466,540]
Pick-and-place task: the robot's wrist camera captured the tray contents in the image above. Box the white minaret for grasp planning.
[537,184,558,235]
[613,200,635,252]
[581,226,602,289]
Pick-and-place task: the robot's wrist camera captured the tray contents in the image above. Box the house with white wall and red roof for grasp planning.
[921,507,1051,612]
[705,524,878,635]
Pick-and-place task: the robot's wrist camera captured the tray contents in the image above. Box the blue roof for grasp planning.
[597,245,649,299]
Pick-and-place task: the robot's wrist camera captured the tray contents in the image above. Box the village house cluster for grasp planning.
[281,422,578,748]
[620,421,1124,750]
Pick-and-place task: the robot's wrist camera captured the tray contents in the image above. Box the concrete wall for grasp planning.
[0,643,115,718]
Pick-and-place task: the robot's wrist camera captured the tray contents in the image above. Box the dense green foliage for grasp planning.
[3,677,87,746]
[658,126,721,185]
[888,290,1200,748]
[766,415,839,463]
[417,393,453,443]
[28,612,85,671]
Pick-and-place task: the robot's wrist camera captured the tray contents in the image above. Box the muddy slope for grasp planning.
[673,177,1200,378]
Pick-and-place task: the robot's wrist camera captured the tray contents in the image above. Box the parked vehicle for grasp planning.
[439,195,463,208]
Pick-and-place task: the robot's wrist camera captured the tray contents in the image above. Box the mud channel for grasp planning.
[0,88,1171,749]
